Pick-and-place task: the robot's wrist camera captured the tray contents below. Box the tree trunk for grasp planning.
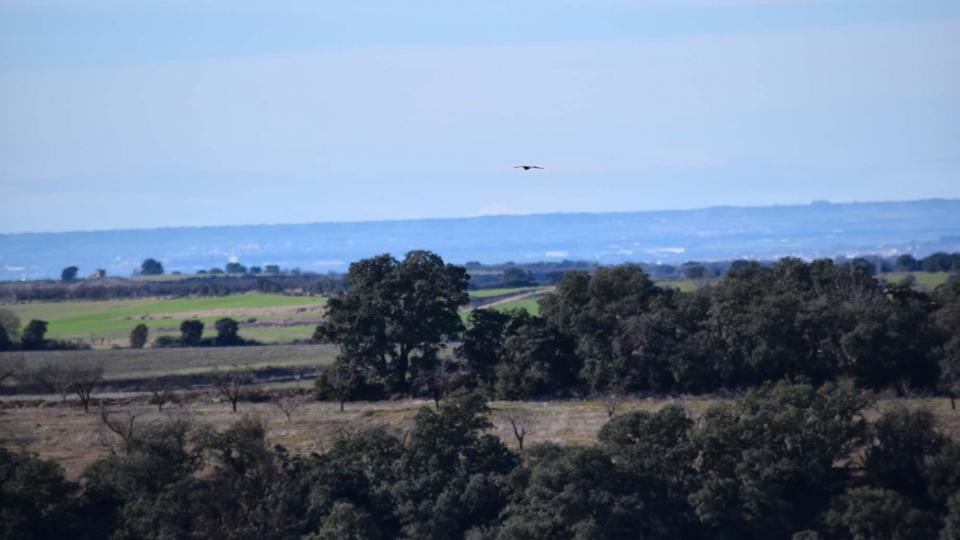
[231,399,238,412]
[339,401,344,412]
[392,354,409,394]
[951,394,956,411]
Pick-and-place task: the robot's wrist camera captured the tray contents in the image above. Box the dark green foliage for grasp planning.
[61,266,79,282]
[540,265,663,392]
[942,493,960,540]
[179,319,204,346]
[864,407,948,504]
[0,326,11,351]
[494,312,579,399]
[0,447,78,540]
[922,443,960,507]
[225,262,247,274]
[689,380,873,538]
[825,487,937,540]
[459,308,579,400]
[0,309,18,351]
[596,404,701,536]
[501,267,534,287]
[140,258,164,276]
[535,258,947,396]
[897,254,920,271]
[315,250,469,394]
[391,392,517,539]
[410,353,464,406]
[683,265,707,279]
[314,361,367,410]
[214,317,241,346]
[20,319,48,350]
[151,335,180,348]
[129,323,149,349]
[80,419,199,539]
[498,445,642,539]
[933,278,960,409]
[305,502,383,540]
[7,380,960,539]
[921,252,960,272]
[0,308,19,343]
[458,309,514,385]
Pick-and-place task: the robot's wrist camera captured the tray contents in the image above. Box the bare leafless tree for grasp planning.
[604,382,627,418]
[147,379,177,413]
[69,364,104,413]
[325,361,361,412]
[33,364,73,403]
[99,402,139,453]
[604,394,624,418]
[274,393,306,423]
[209,368,252,412]
[506,413,533,450]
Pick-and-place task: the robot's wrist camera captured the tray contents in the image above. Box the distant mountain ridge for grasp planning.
[2,199,959,280]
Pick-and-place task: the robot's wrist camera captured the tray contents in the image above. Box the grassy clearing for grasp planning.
[882,271,953,288]
[492,297,542,315]
[655,279,698,292]
[0,293,326,343]
[3,395,957,479]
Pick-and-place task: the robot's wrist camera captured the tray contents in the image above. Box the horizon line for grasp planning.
[1,196,957,237]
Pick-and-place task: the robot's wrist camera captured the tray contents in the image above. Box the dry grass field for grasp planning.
[2,392,957,479]
[0,344,337,381]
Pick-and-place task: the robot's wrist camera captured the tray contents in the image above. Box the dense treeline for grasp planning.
[5,251,956,304]
[0,314,89,352]
[464,251,960,288]
[539,259,948,394]
[317,252,960,405]
[0,274,345,303]
[4,382,960,539]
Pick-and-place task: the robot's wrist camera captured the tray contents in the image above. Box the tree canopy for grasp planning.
[315,250,469,394]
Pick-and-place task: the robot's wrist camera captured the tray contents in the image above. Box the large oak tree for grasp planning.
[315,250,469,394]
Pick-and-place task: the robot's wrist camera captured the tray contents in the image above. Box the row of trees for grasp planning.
[316,252,960,404]
[897,252,960,272]
[4,382,960,539]
[0,273,344,303]
[135,318,255,349]
[0,312,88,352]
[0,312,255,351]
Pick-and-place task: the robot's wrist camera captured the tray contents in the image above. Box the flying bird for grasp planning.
[513,165,543,170]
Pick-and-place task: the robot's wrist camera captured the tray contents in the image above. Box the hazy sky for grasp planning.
[1,0,959,233]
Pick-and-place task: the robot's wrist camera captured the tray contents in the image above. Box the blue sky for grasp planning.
[1,0,958,233]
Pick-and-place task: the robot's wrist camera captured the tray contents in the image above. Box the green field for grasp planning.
[882,271,953,288]
[0,293,327,345]
[492,297,542,315]
[655,279,698,292]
